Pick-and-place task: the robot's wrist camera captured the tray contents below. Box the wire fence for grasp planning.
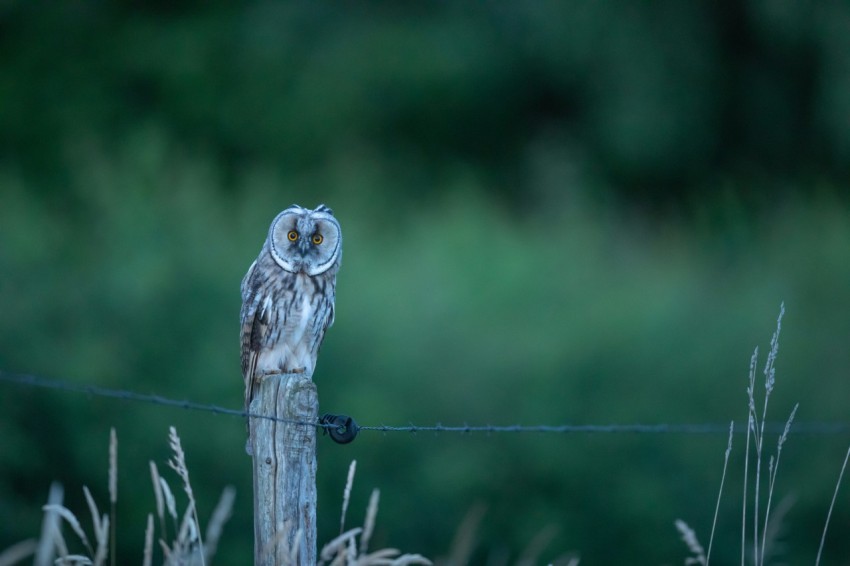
[2,369,849,437]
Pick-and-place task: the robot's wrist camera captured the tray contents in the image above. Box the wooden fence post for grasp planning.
[250,373,318,565]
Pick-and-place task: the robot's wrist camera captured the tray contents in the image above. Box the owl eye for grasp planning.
[287,230,299,242]
[312,234,324,245]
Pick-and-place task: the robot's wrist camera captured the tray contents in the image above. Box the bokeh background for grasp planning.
[2,2,850,563]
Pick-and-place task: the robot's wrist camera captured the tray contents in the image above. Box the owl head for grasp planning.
[268,204,342,276]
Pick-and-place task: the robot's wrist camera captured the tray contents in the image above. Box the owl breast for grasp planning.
[256,291,317,375]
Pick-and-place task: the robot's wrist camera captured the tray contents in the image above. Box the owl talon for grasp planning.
[255,370,282,384]
[255,368,307,385]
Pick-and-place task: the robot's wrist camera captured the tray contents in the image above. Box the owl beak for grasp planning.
[298,238,311,255]
[291,238,310,272]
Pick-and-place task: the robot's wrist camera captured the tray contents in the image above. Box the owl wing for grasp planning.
[240,260,264,413]
[312,282,336,354]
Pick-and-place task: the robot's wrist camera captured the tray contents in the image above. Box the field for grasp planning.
[2,3,850,563]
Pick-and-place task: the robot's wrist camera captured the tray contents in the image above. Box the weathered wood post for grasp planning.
[250,373,318,565]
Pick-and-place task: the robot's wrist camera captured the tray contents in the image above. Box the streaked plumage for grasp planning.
[240,204,341,449]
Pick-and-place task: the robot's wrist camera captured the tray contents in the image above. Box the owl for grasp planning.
[240,204,342,435]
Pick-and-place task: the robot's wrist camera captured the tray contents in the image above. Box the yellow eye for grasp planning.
[287,230,298,242]
[312,234,324,245]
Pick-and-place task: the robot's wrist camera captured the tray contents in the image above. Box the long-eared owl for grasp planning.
[240,204,341,428]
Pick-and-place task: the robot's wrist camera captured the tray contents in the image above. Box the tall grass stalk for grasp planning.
[204,486,236,563]
[675,519,706,565]
[746,303,785,566]
[108,428,116,566]
[359,489,380,556]
[759,404,796,561]
[741,350,757,566]
[142,514,153,566]
[149,461,166,537]
[166,426,205,566]
[35,483,64,566]
[340,460,357,536]
[705,421,734,566]
[815,444,850,565]
[81,485,108,565]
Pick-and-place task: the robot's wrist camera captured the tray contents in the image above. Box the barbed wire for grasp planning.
[2,369,849,437]
[0,370,317,427]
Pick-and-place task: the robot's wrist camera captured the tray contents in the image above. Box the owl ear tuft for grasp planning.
[315,204,334,216]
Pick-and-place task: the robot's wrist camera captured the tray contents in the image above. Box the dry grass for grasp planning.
[1,431,430,566]
[0,428,235,566]
[317,459,432,566]
[816,444,850,566]
[675,519,706,566]
[676,304,850,565]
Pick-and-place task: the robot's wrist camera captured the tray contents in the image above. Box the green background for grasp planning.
[2,2,850,563]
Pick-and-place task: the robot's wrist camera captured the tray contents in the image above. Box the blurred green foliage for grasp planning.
[2,2,850,564]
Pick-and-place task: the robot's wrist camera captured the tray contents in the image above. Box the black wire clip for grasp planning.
[319,413,359,444]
